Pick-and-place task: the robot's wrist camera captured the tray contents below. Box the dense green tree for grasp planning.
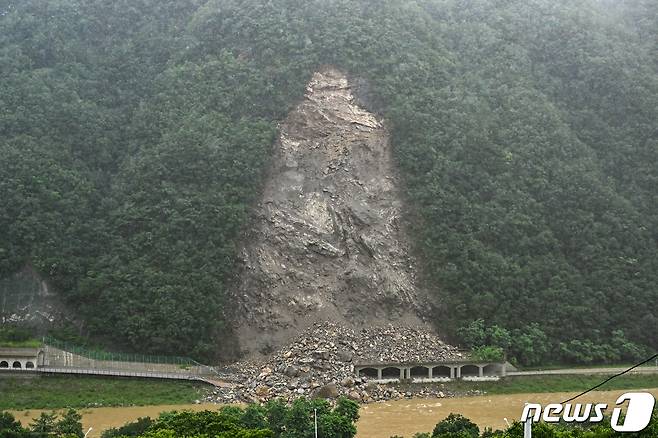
[54,409,83,438]
[30,412,57,435]
[432,414,480,438]
[0,412,26,436]
[100,417,153,438]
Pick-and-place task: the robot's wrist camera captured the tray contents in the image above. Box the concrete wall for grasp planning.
[0,357,38,370]
[355,361,506,382]
[0,348,43,370]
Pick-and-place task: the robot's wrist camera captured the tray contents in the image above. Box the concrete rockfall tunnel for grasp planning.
[460,364,480,377]
[432,365,452,378]
[410,366,429,379]
[382,367,401,379]
[358,367,379,379]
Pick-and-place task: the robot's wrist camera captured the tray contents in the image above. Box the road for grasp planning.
[508,366,658,376]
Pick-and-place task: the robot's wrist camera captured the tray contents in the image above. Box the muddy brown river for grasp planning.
[11,388,658,438]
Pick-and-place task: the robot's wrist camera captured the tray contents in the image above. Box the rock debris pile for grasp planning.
[206,322,466,404]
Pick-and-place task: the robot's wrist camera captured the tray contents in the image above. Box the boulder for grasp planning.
[347,391,362,402]
[340,377,355,387]
[313,383,339,399]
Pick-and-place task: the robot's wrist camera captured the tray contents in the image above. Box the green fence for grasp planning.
[43,337,195,366]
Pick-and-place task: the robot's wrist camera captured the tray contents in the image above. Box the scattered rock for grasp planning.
[255,385,270,397]
[337,350,353,362]
[203,321,464,404]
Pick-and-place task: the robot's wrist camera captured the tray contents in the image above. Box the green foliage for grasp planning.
[149,410,272,438]
[0,326,41,348]
[471,346,504,362]
[432,414,480,438]
[0,412,26,435]
[334,398,360,424]
[1,0,656,363]
[145,398,357,438]
[459,320,649,366]
[30,412,57,435]
[101,417,153,438]
[0,409,82,438]
[54,409,84,438]
[3,406,657,438]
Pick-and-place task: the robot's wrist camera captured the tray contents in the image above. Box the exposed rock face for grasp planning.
[232,68,432,355]
[0,265,65,327]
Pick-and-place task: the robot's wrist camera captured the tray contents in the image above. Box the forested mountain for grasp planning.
[1,0,656,363]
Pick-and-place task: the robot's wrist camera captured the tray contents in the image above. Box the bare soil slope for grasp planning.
[231,68,434,356]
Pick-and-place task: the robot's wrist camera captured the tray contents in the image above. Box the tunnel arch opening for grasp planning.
[358,367,378,379]
[461,364,479,377]
[382,367,400,379]
[410,366,429,379]
[432,365,451,378]
[483,364,497,376]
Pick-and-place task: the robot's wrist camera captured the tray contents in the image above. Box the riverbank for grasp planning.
[0,375,210,410]
[2,372,657,411]
[408,372,658,396]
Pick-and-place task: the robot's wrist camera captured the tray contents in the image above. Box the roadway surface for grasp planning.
[508,366,658,376]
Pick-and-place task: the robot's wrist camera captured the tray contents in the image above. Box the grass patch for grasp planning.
[438,373,658,395]
[0,375,210,410]
[0,339,42,348]
[519,362,657,371]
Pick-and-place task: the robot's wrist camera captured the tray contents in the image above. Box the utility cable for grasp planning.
[561,353,658,404]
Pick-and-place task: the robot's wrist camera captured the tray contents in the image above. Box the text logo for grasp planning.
[521,392,655,432]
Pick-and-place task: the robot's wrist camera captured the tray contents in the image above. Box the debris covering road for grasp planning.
[206,322,467,403]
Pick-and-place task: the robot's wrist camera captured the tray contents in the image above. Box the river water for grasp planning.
[10,388,658,438]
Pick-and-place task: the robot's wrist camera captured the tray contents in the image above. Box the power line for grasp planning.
[561,353,658,404]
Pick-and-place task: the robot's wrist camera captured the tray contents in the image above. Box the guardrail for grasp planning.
[43,337,195,365]
[36,366,200,380]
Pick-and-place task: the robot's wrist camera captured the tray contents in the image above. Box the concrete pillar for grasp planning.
[456,366,461,379]
[428,367,433,379]
[502,362,507,377]
[478,366,483,377]
[377,368,382,380]
[399,367,404,380]
[450,367,455,379]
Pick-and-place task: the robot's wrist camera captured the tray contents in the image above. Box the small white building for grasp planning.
[0,347,45,370]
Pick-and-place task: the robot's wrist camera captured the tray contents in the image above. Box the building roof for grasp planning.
[0,347,42,358]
